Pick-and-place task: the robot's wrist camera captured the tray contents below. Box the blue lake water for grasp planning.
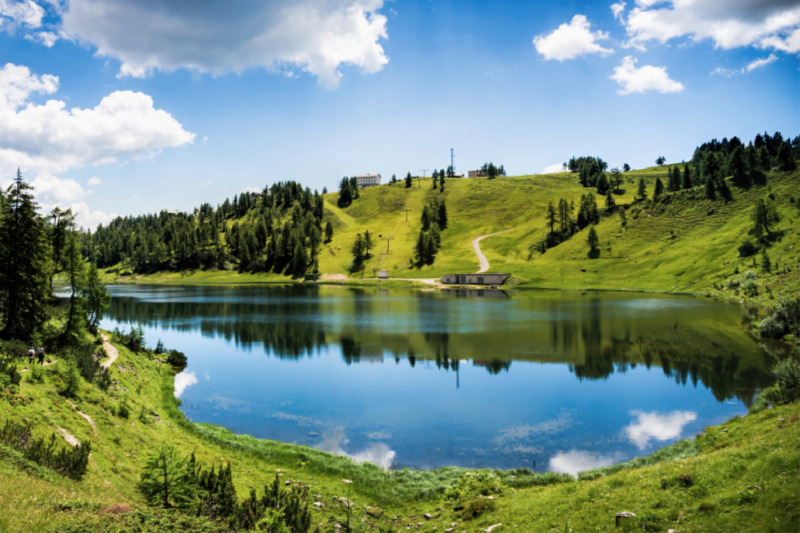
[99,284,773,474]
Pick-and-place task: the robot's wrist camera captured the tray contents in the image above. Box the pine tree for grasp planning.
[702,151,719,182]
[637,178,647,200]
[682,164,693,189]
[586,227,599,252]
[777,142,797,171]
[138,443,197,510]
[363,230,374,258]
[324,221,334,243]
[752,198,768,238]
[0,170,51,340]
[351,234,365,265]
[415,230,426,263]
[438,201,448,229]
[605,192,615,212]
[424,233,435,263]
[596,173,609,195]
[761,249,771,273]
[704,178,716,201]
[421,206,431,231]
[432,173,438,189]
[440,175,445,193]
[653,177,664,198]
[405,172,413,188]
[83,263,111,331]
[758,147,772,171]
[291,243,308,277]
[729,146,750,188]
[546,201,556,234]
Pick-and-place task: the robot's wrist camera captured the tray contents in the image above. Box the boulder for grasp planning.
[366,506,383,518]
[615,512,636,527]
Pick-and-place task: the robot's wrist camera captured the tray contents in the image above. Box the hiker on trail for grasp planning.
[37,345,45,365]
[28,346,35,366]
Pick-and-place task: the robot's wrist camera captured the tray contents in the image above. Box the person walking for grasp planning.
[28,346,35,367]
[37,345,45,366]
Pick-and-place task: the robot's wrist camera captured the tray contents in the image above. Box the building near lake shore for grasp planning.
[440,273,511,285]
[355,174,381,188]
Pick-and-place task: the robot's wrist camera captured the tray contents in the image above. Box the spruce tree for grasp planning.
[758,147,771,171]
[729,146,750,188]
[704,178,716,201]
[405,172,413,188]
[324,221,334,243]
[586,227,599,252]
[432,174,438,189]
[415,230,426,264]
[605,192,615,212]
[546,201,556,234]
[0,170,51,340]
[440,175,445,193]
[637,178,647,200]
[653,177,664,198]
[777,142,797,171]
[421,206,431,231]
[596,173,609,195]
[363,230,374,258]
[761,249,771,273]
[438,201,448,229]
[682,164,692,189]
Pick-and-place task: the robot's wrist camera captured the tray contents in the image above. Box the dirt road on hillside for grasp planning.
[472,230,512,273]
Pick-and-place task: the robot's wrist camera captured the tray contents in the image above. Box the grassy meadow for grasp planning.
[102,164,800,310]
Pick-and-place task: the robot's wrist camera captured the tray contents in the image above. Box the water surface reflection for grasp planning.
[102,285,773,471]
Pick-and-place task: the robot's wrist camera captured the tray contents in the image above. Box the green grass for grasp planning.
[0,334,797,532]
[99,166,800,310]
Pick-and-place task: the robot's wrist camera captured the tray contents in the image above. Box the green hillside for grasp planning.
[114,164,800,311]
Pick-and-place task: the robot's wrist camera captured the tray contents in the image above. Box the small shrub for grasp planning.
[96,368,111,391]
[737,488,759,504]
[0,419,91,480]
[61,361,81,398]
[167,350,188,371]
[444,471,502,501]
[28,364,45,384]
[741,279,758,297]
[117,401,130,419]
[461,497,496,519]
[638,511,664,532]
[764,359,800,405]
[738,241,759,258]
[678,471,694,488]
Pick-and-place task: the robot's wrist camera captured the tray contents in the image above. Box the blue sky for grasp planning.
[0,0,797,228]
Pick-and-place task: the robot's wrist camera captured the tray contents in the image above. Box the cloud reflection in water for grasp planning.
[317,427,396,469]
[624,410,697,449]
[548,450,615,477]
[174,371,198,398]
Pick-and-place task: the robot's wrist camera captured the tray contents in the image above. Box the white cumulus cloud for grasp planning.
[87,176,101,186]
[623,0,800,53]
[0,0,44,32]
[0,63,195,177]
[534,15,614,61]
[611,2,627,21]
[59,0,389,88]
[610,56,684,94]
[624,410,697,449]
[0,62,192,229]
[542,163,568,174]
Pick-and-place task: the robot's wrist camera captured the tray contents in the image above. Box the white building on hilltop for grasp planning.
[355,174,381,188]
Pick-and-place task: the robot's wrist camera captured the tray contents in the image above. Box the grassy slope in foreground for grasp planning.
[0,336,797,532]
[104,166,800,307]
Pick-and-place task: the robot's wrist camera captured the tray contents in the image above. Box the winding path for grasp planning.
[472,230,512,274]
[100,333,119,370]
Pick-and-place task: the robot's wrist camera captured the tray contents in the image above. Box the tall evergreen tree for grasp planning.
[363,230,374,258]
[636,178,647,200]
[421,206,431,231]
[704,178,716,201]
[324,221,334,243]
[605,192,615,212]
[546,201,556,234]
[437,201,448,229]
[0,170,51,340]
[682,164,693,190]
[405,172,413,188]
[653,177,665,198]
[586,227,599,252]
[777,142,797,171]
